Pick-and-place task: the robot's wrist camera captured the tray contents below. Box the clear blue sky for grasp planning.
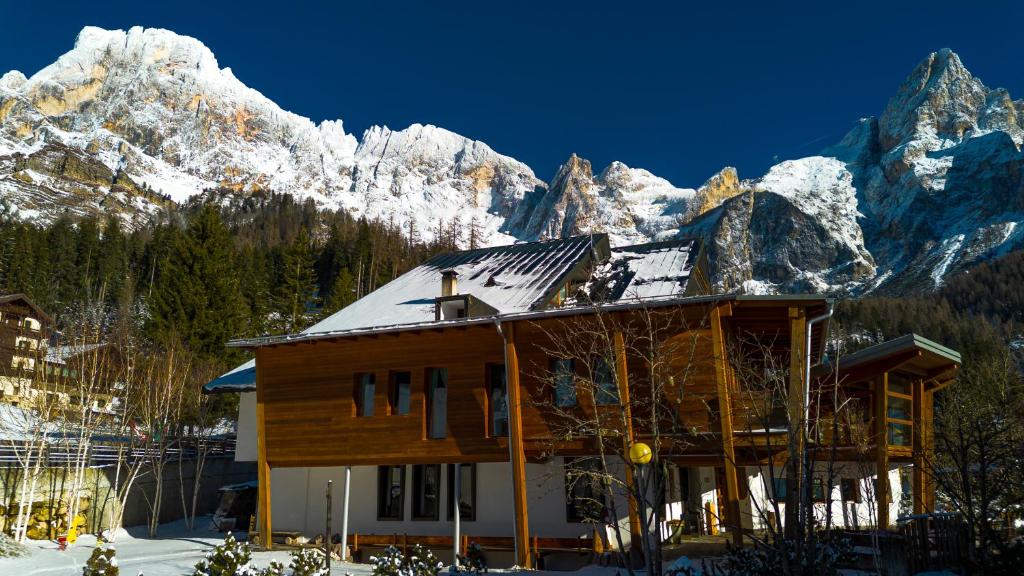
[2,1,1022,186]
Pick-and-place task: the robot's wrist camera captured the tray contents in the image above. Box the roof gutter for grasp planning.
[803,302,833,436]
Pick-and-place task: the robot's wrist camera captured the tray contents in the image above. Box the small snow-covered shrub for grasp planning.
[192,533,260,576]
[664,555,701,576]
[707,538,855,576]
[83,546,119,576]
[0,533,28,558]
[455,542,487,574]
[289,547,327,576]
[371,544,443,576]
[262,561,285,576]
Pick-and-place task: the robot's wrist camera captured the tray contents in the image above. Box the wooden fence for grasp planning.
[899,513,969,575]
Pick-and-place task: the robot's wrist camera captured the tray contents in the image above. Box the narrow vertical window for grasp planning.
[593,357,619,406]
[390,371,411,415]
[552,359,577,408]
[447,464,477,521]
[377,465,405,520]
[356,373,376,417]
[412,464,441,520]
[564,457,605,522]
[488,364,508,437]
[427,368,448,439]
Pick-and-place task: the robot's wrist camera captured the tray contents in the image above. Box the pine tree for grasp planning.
[147,205,244,360]
[323,268,356,316]
[273,226,317,333]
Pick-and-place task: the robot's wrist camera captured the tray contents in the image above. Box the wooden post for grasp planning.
[876,372,890,530]
[924,390,937,512]
[912,377,925,514]
[613,330,643,548]
[504,323,532,568]
[256,350,273,550]
[785,307,806,539]
[711,305,742,546]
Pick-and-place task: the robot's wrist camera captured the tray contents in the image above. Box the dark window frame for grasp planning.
[840,478,861,503]
[592,356,619,406]
[771,477,788,500]
[412,464,442,521]
[377,465,405,521]
[355,372,376,417]
[564,457,606,523]
[426,368,448,439]
[446,463,477,521]
[552,359,577,408]
[389,371,412,416]
[487,364,508,437]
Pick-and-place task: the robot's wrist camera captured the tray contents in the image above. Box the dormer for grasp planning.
[434,269,499,321]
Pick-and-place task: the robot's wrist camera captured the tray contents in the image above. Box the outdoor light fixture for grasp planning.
[629,441,652,465]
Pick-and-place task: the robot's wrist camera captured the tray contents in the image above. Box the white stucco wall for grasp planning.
[268,459,642,544]
[236,392,257,462]
[743,462,911,530]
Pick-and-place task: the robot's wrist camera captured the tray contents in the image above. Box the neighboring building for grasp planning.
[0,294,54,405]
[0,294,121,416]
[207,234,959,567]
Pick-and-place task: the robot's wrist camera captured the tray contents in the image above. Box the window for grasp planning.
[447,464,476,521]
[564,457,606,523]
[427,368,448,439]
[887,396,912,421]
[841,479,861,503]
[888,423,912,446]
[812,478,827,502]
[390,371,411,416]
[488,364,508,437]
[887,373,912,396]
[412,464,441,520]
[355,373,376,417]
[874,477,890,502]
[377,465,405,520]
[899,468,913,499]
[771,477,788,500]
[593,357,618,406]
[552,359,576,408]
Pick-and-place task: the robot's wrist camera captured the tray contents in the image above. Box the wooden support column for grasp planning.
[785,307,806,539]
[912,377,925,514]
[875,372,890,530]
[613,331,643,548]
[256,350,272,549]
[711,305,742,546]
[503,323,531,568]
[924,390,937,512]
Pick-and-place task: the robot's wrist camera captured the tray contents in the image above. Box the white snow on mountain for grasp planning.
[2,29,1023,295]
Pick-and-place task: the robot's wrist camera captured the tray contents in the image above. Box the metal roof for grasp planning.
[589,239,701,302]
[838,333,962,368]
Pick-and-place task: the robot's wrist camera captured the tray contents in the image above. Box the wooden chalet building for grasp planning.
[209,234,960,567]
[0,294,53,405]
[0,293,121,415]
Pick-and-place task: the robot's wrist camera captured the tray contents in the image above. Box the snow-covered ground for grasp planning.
[0,516,634,576]
[0,517,364,576]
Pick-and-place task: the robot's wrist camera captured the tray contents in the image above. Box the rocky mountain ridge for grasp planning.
[1,28,1022,295]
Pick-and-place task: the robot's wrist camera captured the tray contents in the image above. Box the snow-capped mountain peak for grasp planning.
[1,31,1022,296]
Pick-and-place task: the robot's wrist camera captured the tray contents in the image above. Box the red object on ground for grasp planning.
[56,536,67,551]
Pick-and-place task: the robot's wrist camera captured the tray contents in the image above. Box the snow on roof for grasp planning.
[207,235,707,393]
[44,342,107,365]
[588,239,700,302]
[305,234,602,334]
[203,359,256,394]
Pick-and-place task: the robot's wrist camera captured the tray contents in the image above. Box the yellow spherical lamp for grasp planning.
[629,442,653,465]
